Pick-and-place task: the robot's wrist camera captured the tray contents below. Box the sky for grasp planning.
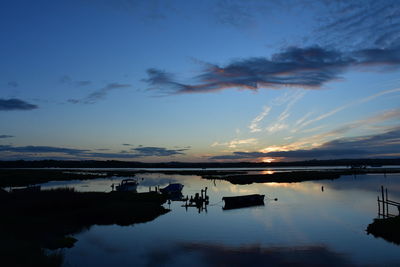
[1,0,400,162]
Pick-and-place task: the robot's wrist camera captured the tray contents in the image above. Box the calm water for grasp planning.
[40,172,400,266]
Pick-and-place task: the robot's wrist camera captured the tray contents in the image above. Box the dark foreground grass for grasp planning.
[367,216,400,245]
[0,188,169,267]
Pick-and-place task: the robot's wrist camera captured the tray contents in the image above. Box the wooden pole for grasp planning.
[381,186,385,218]
[378,196,381,217]
[386,188,389,217]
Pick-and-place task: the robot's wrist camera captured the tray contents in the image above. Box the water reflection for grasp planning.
[34,172,400,266]
[146,243,354,267]
[260,170,275,175]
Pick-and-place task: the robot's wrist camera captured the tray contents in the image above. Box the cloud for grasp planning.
[249,106,271,133]
[75,80,91,86]
[295,88,400,131]
[0,145,88,155]
[210,126,400,161]
[60,75,91,87]
[69,83,131,104]
[7,81,18,88]
[59,75,72,84]
[0,144,189,160]
[314,1,400,49]
[0,98,38,111]
[131,146,189,157]
[266,90,305,133]
[211,138,258,149]
[145,45,400,94]
[0,135,14,139]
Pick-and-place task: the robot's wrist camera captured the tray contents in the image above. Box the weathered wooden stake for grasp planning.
[378,196,380,217]
[381,185,385,217]
[386,188,389,216]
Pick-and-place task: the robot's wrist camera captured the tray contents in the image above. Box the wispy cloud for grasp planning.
[314,1,400,49]
[131,146,189,157]
[0,135,14,139]
[296,88,400,131]
[266,91,305,133]
[60,75,91,87]
[249,106,271,133]
[69,83,131,104]
[0,145,88,155]
[210,126,400,161]
[0,144,190,160]
[211,138,258,149]
[0,98,38,111]
[7,81,18,88]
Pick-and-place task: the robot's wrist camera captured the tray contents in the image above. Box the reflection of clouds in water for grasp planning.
[139,177,178,187]
[85,232,126,254]
[146,242,354,267]
[227,184,259,195]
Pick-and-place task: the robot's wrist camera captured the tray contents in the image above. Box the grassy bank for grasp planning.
[367,216,400,245]
[0,189,169,266]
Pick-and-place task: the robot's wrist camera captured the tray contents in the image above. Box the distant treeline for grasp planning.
[0,158,399,168]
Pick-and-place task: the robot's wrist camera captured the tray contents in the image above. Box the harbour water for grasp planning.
[39,171,400,266]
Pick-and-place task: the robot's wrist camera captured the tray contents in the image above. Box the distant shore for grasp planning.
[1,158,399,169]
[1,166,400,188]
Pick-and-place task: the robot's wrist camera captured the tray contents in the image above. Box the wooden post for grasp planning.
[381,186,385,218]
[378,196,380,217]
[386,188,389,217]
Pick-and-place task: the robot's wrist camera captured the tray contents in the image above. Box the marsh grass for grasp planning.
[0,188,169,266]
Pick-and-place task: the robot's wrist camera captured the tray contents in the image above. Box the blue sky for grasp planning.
[1,0,400,162]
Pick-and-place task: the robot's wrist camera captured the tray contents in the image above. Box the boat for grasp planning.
[115,178,138,192]
[160,183,184,195]
[222,194,264,210]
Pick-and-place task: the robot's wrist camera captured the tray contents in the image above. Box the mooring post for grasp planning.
[381,186,385,218]
[378,196,381,217]
[386,188,389,217]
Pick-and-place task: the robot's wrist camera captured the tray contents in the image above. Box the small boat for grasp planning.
[222,194,264,210]
[115,178,138,192]
[160,183,184,195]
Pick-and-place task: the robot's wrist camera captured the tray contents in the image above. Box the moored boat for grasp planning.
[222,194,264,210]
[160,183,184,195]
[115,178,138,192]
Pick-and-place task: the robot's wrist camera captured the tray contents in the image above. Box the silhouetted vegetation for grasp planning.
[367,216,400,245]
[0,189,169,266]
[0,158,399,168]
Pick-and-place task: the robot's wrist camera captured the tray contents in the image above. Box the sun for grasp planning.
[261,158,275,163]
